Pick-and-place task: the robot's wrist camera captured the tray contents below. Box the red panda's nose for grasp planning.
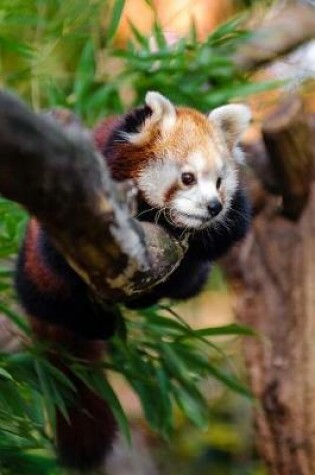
[207,199,222,217]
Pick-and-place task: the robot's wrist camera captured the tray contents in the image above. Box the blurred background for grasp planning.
[0,0,314,474]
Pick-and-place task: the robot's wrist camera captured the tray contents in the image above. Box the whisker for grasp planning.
[136,206,159,219]
[163,208,175,227]
[155,207,165,224]
[179,225,189,240]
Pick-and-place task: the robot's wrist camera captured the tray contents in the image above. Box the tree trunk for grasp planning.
[223,97,315,474]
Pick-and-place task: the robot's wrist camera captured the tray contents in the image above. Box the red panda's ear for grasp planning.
[145,91,176,129]
[125,92,176,145]
[208,104,251,150]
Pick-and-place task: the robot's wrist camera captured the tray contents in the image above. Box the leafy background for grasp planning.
[0,0,271,473]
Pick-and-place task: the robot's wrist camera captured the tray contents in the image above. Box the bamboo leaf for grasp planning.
[155,366,173,437]
[106,0,125,43]
[73,39,95,106]
[34,360,56,432]
[0,302,30,334]
[128,20,149,48]
[0,368,13,381]
[73,366,131,444]
[172,385,208,428]
[0,36,34,58]
[179,323,257,339]
[207,363,252,398]
[39,359,76,393]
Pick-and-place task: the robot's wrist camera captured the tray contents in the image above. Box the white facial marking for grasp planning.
[187,152,206,173]
[137,159,179,208]
[173,179,217,217]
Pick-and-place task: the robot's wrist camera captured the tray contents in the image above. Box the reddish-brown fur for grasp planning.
[94,116,157,180]
[94,116,122,152]
[164,183,179,204]
[24,219,69,294]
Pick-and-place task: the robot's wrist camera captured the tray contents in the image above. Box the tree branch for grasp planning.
[0,91,186,301]
[233,2,315,71]
[262,96,314,219]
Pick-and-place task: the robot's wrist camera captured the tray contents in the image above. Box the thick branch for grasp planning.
[0,91,186,300]
[234,3,315,71]
[262,96,314,219]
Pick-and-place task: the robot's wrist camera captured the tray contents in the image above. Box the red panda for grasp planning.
[15,91,251,471]
[96,91,251,306]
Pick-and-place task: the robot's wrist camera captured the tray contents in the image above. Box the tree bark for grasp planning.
[222,97,315,475]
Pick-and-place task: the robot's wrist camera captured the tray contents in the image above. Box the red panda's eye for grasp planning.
[216,177,222,190]
[181,172,196,186]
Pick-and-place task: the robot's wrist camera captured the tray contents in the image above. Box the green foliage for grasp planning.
[157,393,266,475]
[0,1,275,473]
[110,305,254,440]
[0,198,27,258]
[0,0,124,123]
[0,0,278,121]
[0,352,66,475]
[116,16,278,110]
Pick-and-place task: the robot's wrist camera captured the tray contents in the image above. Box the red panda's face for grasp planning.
[113,92,251,230]
[138,151,238,230]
